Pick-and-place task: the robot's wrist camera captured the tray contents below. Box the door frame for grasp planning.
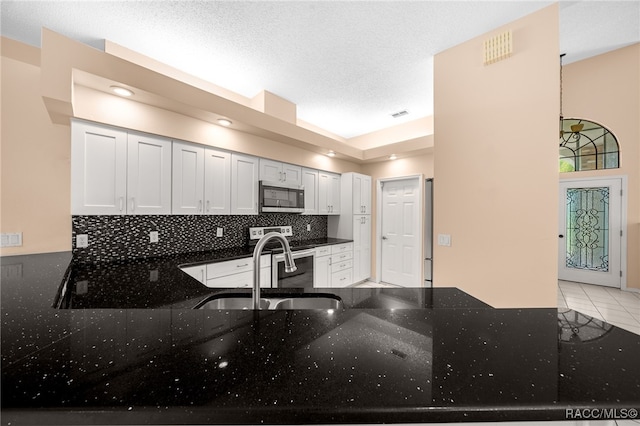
[558,175,628,289]
[375,174,424,286]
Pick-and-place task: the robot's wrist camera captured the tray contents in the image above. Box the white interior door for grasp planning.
[558,177,623,288]
[380,177,421,286]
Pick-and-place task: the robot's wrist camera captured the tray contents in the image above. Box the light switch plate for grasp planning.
[307,224,311,232]
[0,233,23,248]
[437,234,451,247]
[216,227,223,237]
[150,231,159,243]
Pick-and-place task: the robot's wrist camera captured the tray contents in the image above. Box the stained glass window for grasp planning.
[559,118,619,172]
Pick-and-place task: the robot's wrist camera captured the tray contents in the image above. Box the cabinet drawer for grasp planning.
[331,259,352,273]
[205,269,271,288]
[206,255,270,279]
[331,243,353,255]
[331,269,353,288]
[331,251,352,263]
[315,246,331,257]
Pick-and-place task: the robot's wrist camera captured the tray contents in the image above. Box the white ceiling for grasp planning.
[2,1,638,139]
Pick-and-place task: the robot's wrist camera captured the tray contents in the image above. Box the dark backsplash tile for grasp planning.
[72,214,328,263]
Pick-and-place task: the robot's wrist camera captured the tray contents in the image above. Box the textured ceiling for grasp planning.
[2,1,639,139]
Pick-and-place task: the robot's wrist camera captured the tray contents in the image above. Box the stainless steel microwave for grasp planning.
[259,181,305,213]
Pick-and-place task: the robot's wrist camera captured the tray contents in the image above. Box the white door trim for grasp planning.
[375,174,424,286]
[559,175,627,289]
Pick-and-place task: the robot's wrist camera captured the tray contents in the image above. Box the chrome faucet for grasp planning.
[253,232,297,309]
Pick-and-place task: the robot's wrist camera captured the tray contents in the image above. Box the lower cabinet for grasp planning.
[314,243,354,288]
[180,255,271,288]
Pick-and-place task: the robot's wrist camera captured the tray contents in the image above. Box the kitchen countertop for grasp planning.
[2,251,639,425]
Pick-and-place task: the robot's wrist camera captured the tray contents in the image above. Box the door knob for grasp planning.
[559,235,564,238]
[382,236,388,240]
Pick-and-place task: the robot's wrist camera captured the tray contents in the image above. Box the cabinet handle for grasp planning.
[279,171,283,181]
[237,263,249,268]
[283,172,287,181]
[198,200,203,212]
[206,200,210,213]
[119,197,124,212]
[130,197,135,212]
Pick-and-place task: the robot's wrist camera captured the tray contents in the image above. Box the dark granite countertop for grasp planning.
[1,251,639,425]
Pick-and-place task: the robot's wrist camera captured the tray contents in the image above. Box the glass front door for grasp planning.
[558,178,623,288]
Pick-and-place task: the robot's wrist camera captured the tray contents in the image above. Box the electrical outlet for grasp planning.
[150,231,159,243]
[437,234,451,247]
[76,234,89,248]
[216,227,223,237]
[0,233,23,248]
[307,224,311,232]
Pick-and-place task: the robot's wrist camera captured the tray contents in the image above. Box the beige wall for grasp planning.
[361,153,434,280]
[561,43,640,290]
[0,40,360,256]
[1,53,71,255]
[432,5,560,308]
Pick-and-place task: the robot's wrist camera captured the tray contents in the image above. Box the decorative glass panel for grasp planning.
[559,118,619,172]
[565,187,609,272]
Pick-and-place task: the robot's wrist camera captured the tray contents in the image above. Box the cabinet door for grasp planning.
[282,163,302,186]
[204,148,231,215]
[172,141,205,214]
[71,120,127,215]
[353,215,371,283]
[353,174,372,214]
[331,269,353,288]
[329,173,341,215]
[181,265,206,284]
[231,154,258,215]
[302,168,319,214]
[319,172,340,215]
[127,133,172,215]
[259,158,282,182]
[314,254,331,288]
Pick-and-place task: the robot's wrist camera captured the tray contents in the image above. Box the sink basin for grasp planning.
[194,293,342,311]
[273,296,342,310]
[196,296,269,310]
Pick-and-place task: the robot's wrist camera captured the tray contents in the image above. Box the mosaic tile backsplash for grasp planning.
[72,214,328,264]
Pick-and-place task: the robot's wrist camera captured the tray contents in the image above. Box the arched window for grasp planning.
[559,118,619,172]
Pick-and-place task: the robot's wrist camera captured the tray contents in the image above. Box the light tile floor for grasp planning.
[355,280,640,336]
[558,280,640,336]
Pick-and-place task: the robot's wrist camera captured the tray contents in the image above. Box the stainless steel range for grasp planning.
[249,226,315,288]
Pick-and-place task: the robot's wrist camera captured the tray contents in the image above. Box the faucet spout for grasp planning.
[252,232,297,309]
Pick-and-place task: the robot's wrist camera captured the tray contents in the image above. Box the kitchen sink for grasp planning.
[272,296,342,310]
[193,293,343,311]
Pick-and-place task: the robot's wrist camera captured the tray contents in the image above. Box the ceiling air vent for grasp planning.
[391,110,409,118]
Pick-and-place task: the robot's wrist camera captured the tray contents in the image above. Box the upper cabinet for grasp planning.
[127,132,172,215]
[302,168,319,215]
[341,172,372,215]
[72,120,171,215]
[231,153,259,215]
[318,172,341,215]
[172,142,232,215]
[259,159,302,186]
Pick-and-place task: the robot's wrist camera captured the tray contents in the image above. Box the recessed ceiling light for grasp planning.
[217,118,232,126]
[389,154,397,160]
[110,85,134,97]
[327,150,336,157]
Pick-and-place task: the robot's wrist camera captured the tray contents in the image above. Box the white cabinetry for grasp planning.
[72,120,171,215]
[318,172,341,215]
[205,255,271,288]
[314,243,352,287]
[330,243,353,287]
[231,154,259,215]
[127,132,172,214]
[172,142,231,215]
[181,264,206,284]
[314,245,331,287]
[259,159,302,186]
[328,173,372,284]
[302,168,319,214]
